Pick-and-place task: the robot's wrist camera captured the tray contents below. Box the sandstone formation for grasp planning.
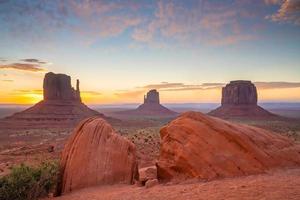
[3,72,111,128]
[144,89,160,104]
[43,72,81,102]
[56,117,138,195]
[209,80,276,118]
[157,112,300,181]
[117,90,177,117]
[138,166,157,185]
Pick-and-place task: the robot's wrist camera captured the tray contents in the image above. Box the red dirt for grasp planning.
[50,168,300,200]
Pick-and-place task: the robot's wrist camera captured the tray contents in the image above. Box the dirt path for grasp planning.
[51,168,300,200]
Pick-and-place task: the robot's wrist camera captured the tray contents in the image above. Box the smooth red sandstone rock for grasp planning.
[157,112,300,181]
[139,166,157,184]
[209,80,276,118]
[145,179,159,188]
[56,117,137,195]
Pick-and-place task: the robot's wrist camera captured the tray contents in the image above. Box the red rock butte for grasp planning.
[157,111,300,181]
[117,89,177,117]
[209,80,277,118]
[2,72,109,128]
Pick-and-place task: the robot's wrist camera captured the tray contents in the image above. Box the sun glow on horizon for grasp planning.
[1,87,300,105]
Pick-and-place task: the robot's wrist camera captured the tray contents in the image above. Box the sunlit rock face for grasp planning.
[157,112,300,182]
[43,72,81,102]
[56,117,138,195]
[209,80,276,119]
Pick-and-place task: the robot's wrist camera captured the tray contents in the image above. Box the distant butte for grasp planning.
[209,80,277,119]
[117,89,177,117]
[2,72,113,128]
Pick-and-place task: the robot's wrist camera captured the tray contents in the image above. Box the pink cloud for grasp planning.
[267,0,300,25]
[131,1,260,47]
[0,63,45,72]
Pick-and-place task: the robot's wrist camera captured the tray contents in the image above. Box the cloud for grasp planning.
[115,81,300,98]
[0,0,143,45]
[115,82,224,99]
[0,0,296,48]
[267,0,300,25]
[264,0,283,5]
[141,82,186,90]
[131,0,264,47]
[0,63,45,72]
[2,79,13,82]
[13,89,43,94]
[20,58,48,64]
[81,91,102,96]
[114,90,146,99]
[254,81,300,89]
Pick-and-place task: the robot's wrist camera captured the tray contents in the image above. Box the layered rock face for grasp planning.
[57,117,137,195]
[43,72,81,102]
[209,80,275,118]
[221,81,257,105]
[117,89,177,117]
[144,89,160,104]
[157,112,300,181]
[3,72,108,127]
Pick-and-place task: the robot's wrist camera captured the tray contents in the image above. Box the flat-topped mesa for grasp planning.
[43,72,81,102]
[116,89,177,117]
[221,80,257,106]
[144,89,160,104]
[1,72,114,128]
[209,80,277,118]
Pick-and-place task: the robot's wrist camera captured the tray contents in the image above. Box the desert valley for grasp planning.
[0,72,299,200]
[1,1,300,200]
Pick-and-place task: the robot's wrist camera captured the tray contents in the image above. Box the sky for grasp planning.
[0,0,300,104]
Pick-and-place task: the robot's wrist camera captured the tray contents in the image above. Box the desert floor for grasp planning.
[51,168,300,200]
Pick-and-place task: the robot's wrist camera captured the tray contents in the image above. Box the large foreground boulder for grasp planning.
[56,117,137,195]
[157,112,300,181]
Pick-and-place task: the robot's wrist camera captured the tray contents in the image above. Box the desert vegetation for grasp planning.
[0,161,58,200]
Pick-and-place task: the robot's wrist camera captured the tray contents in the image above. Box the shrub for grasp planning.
[0,161,58,200]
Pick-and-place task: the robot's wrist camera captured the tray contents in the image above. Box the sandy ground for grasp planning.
[50,168,300,200]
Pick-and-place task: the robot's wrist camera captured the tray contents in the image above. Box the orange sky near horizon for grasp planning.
[1,86,300,105]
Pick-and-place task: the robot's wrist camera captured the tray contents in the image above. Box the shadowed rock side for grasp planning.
[43,72,81,102]
[56,117,138,195]
[117,89,177,117]
[209,80,276,118]
[157,112,300,181]
[1,72,113,128]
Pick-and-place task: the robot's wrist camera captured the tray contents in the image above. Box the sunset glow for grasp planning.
[0,0,299,105]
